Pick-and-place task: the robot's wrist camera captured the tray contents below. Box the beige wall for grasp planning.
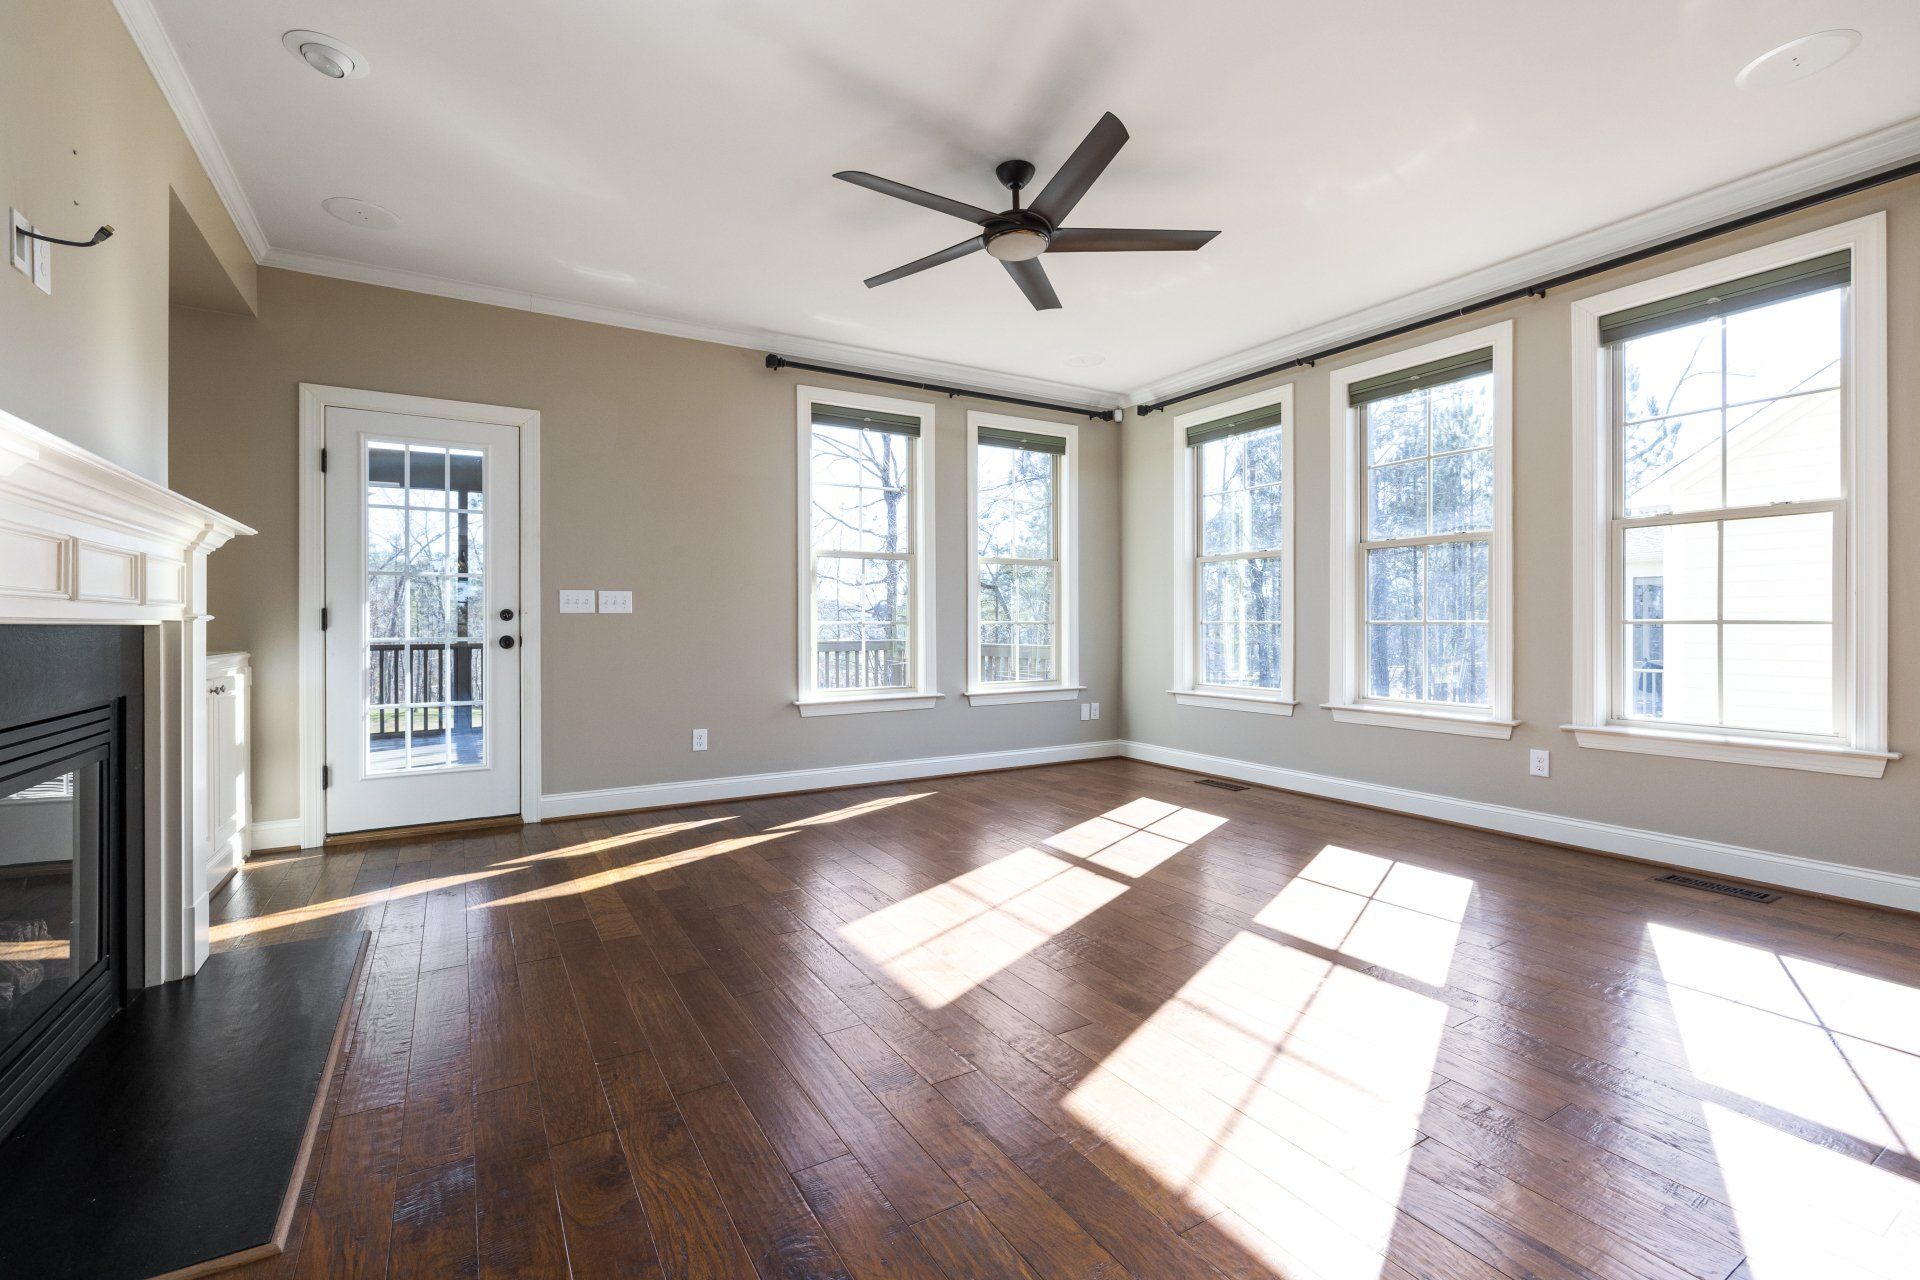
[0,0,254,482]
[169,268,1121,826]
[1121,180,1919,882]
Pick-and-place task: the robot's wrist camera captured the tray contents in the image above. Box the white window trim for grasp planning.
[964,411,1083,707]
[1170,385,1297,715]
[1565,212,1895,777]
[793,384,940,717]
[1326,321,1516,738]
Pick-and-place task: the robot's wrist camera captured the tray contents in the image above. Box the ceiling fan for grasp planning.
[834,112,1219,311]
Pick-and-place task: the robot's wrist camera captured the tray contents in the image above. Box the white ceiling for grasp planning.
[148,0,1920,401]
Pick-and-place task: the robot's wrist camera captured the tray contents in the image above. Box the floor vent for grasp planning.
[1195,778,1249,792]
[1654,872,1782,903]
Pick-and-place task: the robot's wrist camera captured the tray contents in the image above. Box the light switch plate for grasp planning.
[1079,704,1090,721]
[31,234,50,294]
[9,210,31,279]
[598,590,633,614]
[558,589,596,614]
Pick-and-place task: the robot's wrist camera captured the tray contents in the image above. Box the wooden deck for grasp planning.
[210,757,1920,1279]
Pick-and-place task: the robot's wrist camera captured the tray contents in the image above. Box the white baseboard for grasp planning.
[248,817,304,852]
[540,739,1127,819]
[1119,740,1920,914]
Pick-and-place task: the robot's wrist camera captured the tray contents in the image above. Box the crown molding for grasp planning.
[1125,114,1920,408]
[259,246,1127,412]
[112,0,271,262]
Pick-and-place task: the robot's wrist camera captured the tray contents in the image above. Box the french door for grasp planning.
[323,406,521,834]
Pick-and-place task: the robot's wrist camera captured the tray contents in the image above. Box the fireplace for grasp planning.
[0,626,142,1139]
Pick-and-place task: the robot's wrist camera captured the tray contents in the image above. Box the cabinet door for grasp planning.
[207,678,243,862]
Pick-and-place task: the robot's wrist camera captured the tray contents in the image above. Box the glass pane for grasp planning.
[1627,622,1717,725]
[1200,489,1248,557]
[1201,557,1282,626]
[453,578,484,640]
[408,509,450,575]
[368,574,405,641]
[410,717,452,770]
[1430,373,1494,453]
[1724,287,1843,404]
[1367,624,1423,700]
[1724,390,1842,507]
[1431,449,1493,535]
[1248,483,1283,552]
[1621,318,1721,422]
[1724,624,1832,735]
[367,507,405,570]
[1366,392,1425,465]
[452,704,486,765]
[814,558,910,690]
[1366,546,1421,621]
[1367,460,1428,540]
[367,443,407,505]
[1202,622,1283,689]
[1198,434,1237,495]
[449,449,484,510]
[977,445,1055,560]
[1621,522,1717,621]
[1243,423,1284,487]
[812,426,911,554]
[408,447,449,507]
[0,767,101,1047]
[367,710,407,774]
[409,578,450,641]
[1724,512,1832,623]
[1198,424,1283,558]
[1427,623,1489,706]
[1622,411,1721,517]
[1426,541,1489,621]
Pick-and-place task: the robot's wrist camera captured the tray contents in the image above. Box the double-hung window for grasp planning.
[1328,322,1514,736]
[1569,215,1893,775]
[795,387,937,715]
[967,413,1079,705]
[1171,387,1294,713]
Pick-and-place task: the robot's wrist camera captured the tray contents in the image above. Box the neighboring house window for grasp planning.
[966,414,1079,705]
[1568,214,1892,776]
[1327,322,1514,737]
[1608,251,1849,737]
[795,388,937,715]
[1170,387,1295,714]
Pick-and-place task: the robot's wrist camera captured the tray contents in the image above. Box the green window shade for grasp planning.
[977,426,1066,455]
[1348,348,1493,407]
[1598,250,1850,346]
[812,403,922,437]
[1184,403,1285,449]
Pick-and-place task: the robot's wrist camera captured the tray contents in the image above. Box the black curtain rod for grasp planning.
[1137,158,1920,415]
[765,354,1121,421]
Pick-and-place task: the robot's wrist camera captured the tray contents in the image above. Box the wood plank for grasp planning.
[473,1083,570,1280]
[550,1129,666,1280]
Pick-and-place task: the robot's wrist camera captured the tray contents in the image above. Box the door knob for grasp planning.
[499,608,515,621]
[498,635,516,650]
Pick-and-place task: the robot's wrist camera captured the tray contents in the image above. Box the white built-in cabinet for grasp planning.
[205,653,251,889]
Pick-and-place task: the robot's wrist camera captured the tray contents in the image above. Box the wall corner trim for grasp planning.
[1118,739,1920,913]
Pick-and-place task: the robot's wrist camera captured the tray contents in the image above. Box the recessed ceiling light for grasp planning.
[1736,30,1861,88]
[1066,354,1106,368]
[282,29,369,80]
[321,197,399,231]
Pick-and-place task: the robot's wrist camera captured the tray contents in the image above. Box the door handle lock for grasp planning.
[498,635,516,650]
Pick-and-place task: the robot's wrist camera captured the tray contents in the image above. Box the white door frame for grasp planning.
[297,384,542,848]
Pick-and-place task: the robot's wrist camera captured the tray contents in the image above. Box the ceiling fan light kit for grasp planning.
[834,112,1219,310]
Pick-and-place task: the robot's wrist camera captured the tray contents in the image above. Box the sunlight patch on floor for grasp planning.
[495,816,735,865]
[210,866,513,943]
[1254,846,1473,985]
[772,792,933,828]
[473,832,789,911]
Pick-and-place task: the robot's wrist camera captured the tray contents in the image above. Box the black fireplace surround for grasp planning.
[0,626,142,1140]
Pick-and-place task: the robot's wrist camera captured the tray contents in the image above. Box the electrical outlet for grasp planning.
[9,210,32,279]
[692,728,708,752]
[558,589,595,613]
[598,589,633,614]
[1529,749,1550,778]
[1090,702,1100,721]
[30,233,50,294]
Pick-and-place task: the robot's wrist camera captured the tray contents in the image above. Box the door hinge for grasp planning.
[320,606,330,632]
[321,765,331,790]
[320,446,329,473]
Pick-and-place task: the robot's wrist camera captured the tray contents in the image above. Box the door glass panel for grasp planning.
[365,441,487,773]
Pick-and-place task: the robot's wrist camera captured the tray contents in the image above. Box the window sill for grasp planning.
[1324,703,1518,739]
[965,685,1085,707]
[1564,723,1899,778]
[1170,689,1297,716]
[794,692,944,718]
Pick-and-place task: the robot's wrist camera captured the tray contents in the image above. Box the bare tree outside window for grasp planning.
[1195,423,1285,689]
[976,441,1059,684]
[809,421,915,692]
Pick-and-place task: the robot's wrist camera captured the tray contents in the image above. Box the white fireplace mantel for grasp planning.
[0,408,254,983]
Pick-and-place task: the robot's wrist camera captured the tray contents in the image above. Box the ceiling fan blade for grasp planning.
[1047,227,1219,252]
[1028,112,1128,225]
[833,171,996,224]
[863,237,985,288]
[1003,258,1061,311]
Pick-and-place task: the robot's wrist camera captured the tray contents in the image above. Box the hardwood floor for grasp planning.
[211,758,1920,1279]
